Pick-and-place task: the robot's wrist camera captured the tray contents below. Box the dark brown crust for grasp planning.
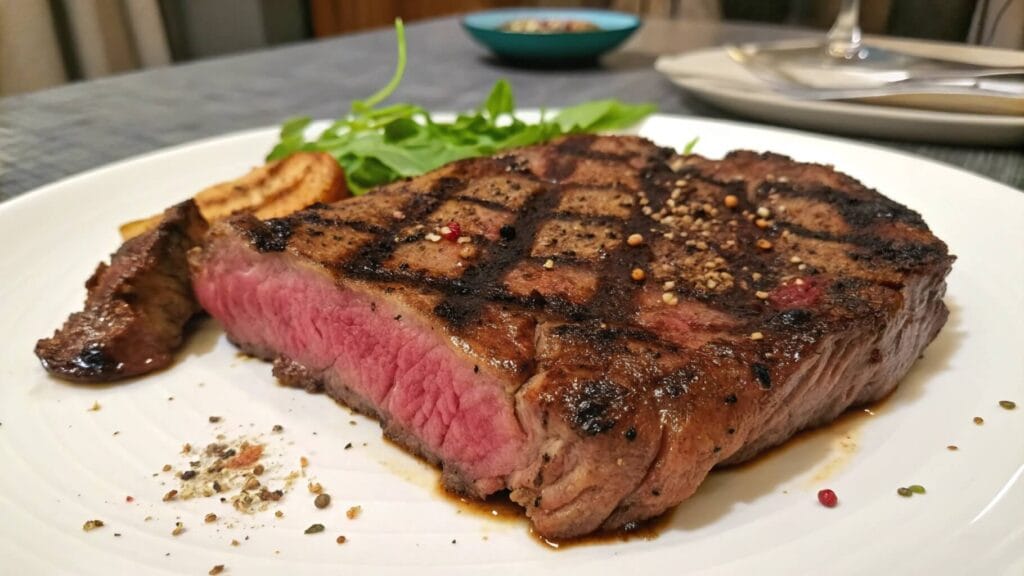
[35,200,207,382]
[196,135,953,538]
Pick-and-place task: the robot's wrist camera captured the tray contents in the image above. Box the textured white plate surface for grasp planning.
[1,114,1022,575]
[654,47,1024,146]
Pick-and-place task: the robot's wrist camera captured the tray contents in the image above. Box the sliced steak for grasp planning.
[36,200,207,382]
[190,135,953,539]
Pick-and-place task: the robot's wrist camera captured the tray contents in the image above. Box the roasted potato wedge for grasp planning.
[120,152,347,240]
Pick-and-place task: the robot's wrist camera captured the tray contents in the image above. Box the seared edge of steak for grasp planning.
[35,200,208,382]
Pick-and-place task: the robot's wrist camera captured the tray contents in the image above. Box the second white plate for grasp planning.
[655,45,1024,146]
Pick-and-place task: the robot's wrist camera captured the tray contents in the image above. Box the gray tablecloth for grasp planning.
[1,17,1020,202]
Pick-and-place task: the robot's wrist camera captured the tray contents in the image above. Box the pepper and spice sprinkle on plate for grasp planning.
[82,519,104,532]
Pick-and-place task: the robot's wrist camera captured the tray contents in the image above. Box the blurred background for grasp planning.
[2,0,1021,96]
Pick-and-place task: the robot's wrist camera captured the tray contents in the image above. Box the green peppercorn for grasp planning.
[305,523,325,534]
[897,487,912,497]
[908,484,926,494]
[999,400,1016,410]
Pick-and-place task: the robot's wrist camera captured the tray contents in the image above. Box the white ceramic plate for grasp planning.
[1,114,1022,575]
[654,45,1024,146]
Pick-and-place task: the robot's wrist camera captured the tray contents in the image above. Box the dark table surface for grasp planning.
[1,16,1020,202]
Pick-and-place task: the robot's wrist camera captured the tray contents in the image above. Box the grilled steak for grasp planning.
[36,200,207,382]
[191,135,953,538]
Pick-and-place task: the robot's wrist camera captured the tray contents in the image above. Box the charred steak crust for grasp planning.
[191,135,953,538]
[35,200,208,382]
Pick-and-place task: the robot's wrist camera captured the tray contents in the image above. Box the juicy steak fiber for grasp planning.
[191,135,953,538]
[36,200,207,382]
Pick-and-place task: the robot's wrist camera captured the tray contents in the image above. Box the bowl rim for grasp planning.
[461,7,641,35]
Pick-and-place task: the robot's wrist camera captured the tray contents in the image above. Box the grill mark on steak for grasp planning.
[296,210,389,236]
[579,157,661,325]
[415,137,668,331]
[248,218,293,252]
[343,176,469,280]
[289,164,594,330]
[451,194,519,213]
[192,135,954,539]
[771,222,947,277]
[428,169,562,329]
[567,378,631,435]
[762,181,926,227]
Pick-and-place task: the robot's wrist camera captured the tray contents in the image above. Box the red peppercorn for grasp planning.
[770,277,823,309]
[125,495,134,503]
[817,488,838,508]
[442,221,461,242]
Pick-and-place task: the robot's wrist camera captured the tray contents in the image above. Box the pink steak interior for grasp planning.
[193,241,527,493]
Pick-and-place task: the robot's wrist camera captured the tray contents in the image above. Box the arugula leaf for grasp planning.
[267,116,313,161]
[683,136,699,154]
[267,19,656,195]
[281,116,312,138]
[351,19,407,114]
[345,139,437,176]
[483,79,515,121]
[551,100,616,132]
[553,100,658,134]
[587,102,657,132]
[383,117,421,142]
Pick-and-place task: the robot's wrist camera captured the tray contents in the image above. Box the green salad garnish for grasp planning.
[267,19,656,194]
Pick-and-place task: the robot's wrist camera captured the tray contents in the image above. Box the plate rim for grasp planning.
[3,112,1019,222]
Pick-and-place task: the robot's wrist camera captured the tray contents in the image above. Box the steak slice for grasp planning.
[190,135,953,538]
[36,200,207,382]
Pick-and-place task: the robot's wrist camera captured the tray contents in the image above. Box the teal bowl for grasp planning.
[462,9,641,65]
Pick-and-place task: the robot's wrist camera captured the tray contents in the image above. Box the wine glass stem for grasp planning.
[827,0,863,59]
